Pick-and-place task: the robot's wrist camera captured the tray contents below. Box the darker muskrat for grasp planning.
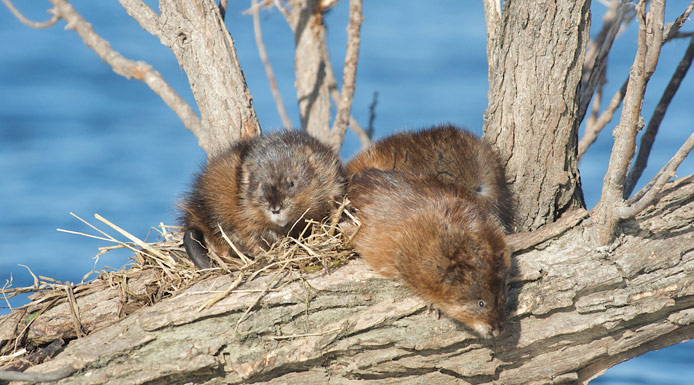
[179,130,346,268]
[346,169,510,338]
[346,124,513,232]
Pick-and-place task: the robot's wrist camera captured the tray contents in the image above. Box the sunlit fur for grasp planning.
[345,124,513,233]
[348,169,510,338]
[180,130,346,257]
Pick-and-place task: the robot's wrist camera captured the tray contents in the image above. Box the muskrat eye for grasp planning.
[478,300,486,308]
[289,180,295,188]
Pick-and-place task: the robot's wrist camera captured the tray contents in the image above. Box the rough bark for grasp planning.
[483,0,590,232]
[4,177,694,385]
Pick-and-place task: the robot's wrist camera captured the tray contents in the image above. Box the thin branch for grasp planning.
[583,71,606,148]
[664,2,694,42]
[624,37,694,197]
[367,91,378,140]
[0,362,81,383]
[323,46,371,149]
[48,0,205,151]
[251,0,292,129]
[578,1,629,124]
[329,0,363,152]
[578,78,628,160]
[619,133,694,218]
[2,0,59,28]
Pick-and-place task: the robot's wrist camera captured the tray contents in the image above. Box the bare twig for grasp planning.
[251,0,292,129]
[664,2,694,42]
[593,0,666,245]
[578,78,628,160]
[0,362,81,383]
[2,0,59,28]
[620,133,694,218]
[48,0,205,151]
[583,71,606,147]
[624,37,694,197]
[578,1,630,124]
[367,91,378,140]
[323,46,371,148]
[329,0,363,151]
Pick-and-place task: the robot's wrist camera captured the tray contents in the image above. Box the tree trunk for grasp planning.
[483,0,590,232]
[155,0,261,158]
[6,177,694,385]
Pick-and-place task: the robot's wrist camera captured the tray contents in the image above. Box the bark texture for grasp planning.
[155,0,261,158]
[4,177,694,385]
[483,0,590,232]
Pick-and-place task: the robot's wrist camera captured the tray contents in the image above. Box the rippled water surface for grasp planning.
[1,1,692,383]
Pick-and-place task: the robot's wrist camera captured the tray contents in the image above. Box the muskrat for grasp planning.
[346,169,510,337]
[346,124,513,232]
[180,130,346,268]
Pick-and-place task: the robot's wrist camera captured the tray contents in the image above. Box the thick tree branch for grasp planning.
[624,37,694,197]
[5,178,694,384]
[328,0,362,152]
[152,0,261,157]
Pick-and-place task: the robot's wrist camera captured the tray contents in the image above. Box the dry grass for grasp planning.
[0,201,358,367]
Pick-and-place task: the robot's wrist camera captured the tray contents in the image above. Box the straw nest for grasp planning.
[0,200,359,370]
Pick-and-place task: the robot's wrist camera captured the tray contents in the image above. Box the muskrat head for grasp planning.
[245,169,307,228]
[400,223,510,338]
[438,233,510,338]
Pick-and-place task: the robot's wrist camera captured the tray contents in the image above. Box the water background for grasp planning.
[1,1,692,383]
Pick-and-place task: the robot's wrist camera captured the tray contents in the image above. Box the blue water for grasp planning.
[0,1,692,383]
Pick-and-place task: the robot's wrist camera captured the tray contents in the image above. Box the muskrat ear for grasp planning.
[183,228,211,269]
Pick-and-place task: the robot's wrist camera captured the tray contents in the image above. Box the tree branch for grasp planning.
[664,2,694,42]
[118,0,164,38]
[6,178,694,384]
[578,78,627,160]
[593,0,665,245]
[0,362,81,383]
[1,0,59,28]
[620,133,694,218]
[577,0,630,125]
[329,0,363,152]
[624,37,694,197]
[45,0,205,153]
[250,0,293,129]
[322,42,371,149]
